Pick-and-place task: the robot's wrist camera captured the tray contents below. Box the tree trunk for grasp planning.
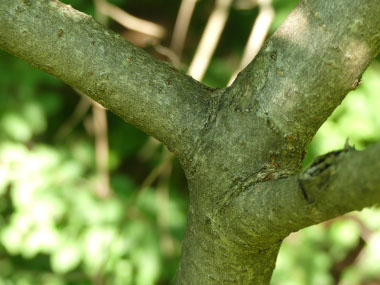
[1,0,380,283]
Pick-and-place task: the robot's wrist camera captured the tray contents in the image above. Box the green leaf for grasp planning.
[1,113,32,142]
[51,241,81,274]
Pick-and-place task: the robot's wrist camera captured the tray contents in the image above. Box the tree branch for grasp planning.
[223,141,380,245]
[0,0,214,157]
[230,0,380,151]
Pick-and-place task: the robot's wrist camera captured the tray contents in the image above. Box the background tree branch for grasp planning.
[0,0,214,157]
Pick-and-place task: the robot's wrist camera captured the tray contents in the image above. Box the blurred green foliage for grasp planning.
[1,0,380,284]
[0,38,186,285]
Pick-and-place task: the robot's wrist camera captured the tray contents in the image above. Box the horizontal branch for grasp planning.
[230,0,380,152]
[220,141,380,245]
[0,0,213,157]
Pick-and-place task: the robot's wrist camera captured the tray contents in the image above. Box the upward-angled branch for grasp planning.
[212,0,380,253]
[0,0,214,157]
[231,0,380,150]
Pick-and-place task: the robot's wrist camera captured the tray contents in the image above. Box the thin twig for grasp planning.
[95,0,166,39]
[140,148,174,191]
[54,91,91,141]
[126,147,174,217]
[154,44,182,68]
[170,0,198,59]
[229,0,274,85]
[92,0,112,200]
[92,102,111,199]
[137,137,162,162]
[156,148,175,257]
[188,0,233,81]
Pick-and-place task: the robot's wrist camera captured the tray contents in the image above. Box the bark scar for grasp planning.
[298,179,310,203]
[298,143,355,204]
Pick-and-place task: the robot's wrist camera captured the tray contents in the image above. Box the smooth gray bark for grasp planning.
[1,0,380,284]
